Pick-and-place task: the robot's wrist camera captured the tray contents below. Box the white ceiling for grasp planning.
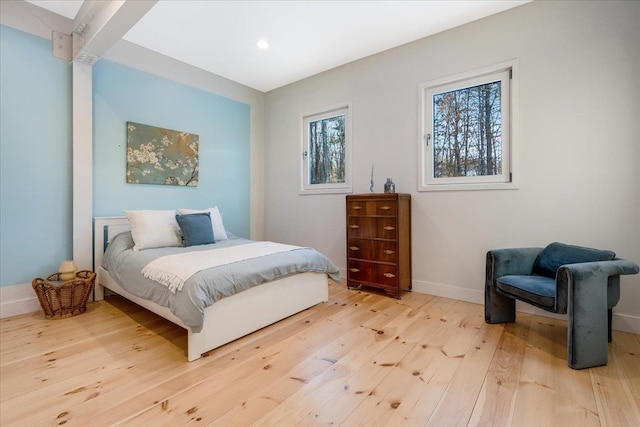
[27,0,530,92]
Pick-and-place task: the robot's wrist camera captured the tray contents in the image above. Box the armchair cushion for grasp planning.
[496,275,556,308]
[533,242,616,278]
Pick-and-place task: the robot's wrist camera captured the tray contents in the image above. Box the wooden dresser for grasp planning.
[346,193,411,298]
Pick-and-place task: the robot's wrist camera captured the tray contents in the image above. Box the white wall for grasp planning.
[264,1,640,330]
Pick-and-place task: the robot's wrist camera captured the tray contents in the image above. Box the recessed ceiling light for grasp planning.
[256,40,269,49]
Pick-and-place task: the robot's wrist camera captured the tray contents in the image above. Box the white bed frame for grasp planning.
[93,216,329,361]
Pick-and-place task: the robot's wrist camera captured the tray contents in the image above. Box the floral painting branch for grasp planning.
[126,122,199,186]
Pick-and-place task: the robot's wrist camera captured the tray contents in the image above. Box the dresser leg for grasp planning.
[347,283,363,291]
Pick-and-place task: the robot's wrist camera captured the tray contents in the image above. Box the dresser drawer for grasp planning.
[347,260,399,287]
[347,200,397,216]
[347,217,398,239]
[347,239,397,263]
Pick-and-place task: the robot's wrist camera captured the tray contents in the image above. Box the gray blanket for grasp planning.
[103,232,340,332]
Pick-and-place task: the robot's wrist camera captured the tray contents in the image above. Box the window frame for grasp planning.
[300,102,352,195]
[418,60,519,192]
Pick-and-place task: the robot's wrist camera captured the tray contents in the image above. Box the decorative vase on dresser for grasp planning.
[346,193,412,298]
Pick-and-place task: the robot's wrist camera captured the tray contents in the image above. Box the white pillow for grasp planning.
[177,207,228,240]
[124,210,183,251]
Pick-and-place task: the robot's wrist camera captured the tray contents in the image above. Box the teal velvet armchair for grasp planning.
[485,242,639,369]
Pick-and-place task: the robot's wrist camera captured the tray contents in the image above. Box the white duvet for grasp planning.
[142,241,305,292]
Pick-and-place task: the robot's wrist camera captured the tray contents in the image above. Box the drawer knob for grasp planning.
[383,250,395,255]
[349,268,360,273]
[349,225,360,229]
[383,273,396,278]
[383,226,395,231]
[349,246,360,251]
[379,206,392,211]
[352,206,363,210]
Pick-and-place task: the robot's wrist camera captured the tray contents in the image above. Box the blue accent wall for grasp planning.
[0,25,251,288]
[93,60,251,238]
[0,25,73,286]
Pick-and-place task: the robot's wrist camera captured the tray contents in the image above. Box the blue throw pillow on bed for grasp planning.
[176,213,215,247]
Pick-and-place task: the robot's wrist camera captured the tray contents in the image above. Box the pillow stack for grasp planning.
[124,207,228,250]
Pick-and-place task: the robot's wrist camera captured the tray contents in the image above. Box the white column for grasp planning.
[69,1,156,270]
[72,61,93,270]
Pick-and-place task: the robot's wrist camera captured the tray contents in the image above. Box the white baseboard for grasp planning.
[0,282,41,319]
[411,279,640,335]
[611,313,640,336]
[412,279,484,305]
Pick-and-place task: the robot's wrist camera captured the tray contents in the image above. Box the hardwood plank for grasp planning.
[1,283,638,427]
[590,339,640,427]
[610,330,640,410]
[99,288,400,424]
[342,307,462,425]
[213,304,422,425]
[550,318,600,427]
[0,317,182,401]
[295,297,473,425]
[1,286,366,426]
[467,314,530,427]
[0,299,160,364]
[510,316,559,427]
[293,310,431,425]
[1,326,186,426]
[87,287,375,425]
[425,320,503,426]
[370,298,469,426]
[119,299,384,425]
[253,300,439,426]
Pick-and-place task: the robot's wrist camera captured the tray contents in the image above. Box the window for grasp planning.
[419,61,518,191]
[301,104,352,194]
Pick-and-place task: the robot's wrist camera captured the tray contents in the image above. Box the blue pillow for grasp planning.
[176,213,215,247]
[533,242,615,278]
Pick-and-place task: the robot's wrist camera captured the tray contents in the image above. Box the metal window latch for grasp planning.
[302,151,308,158]
[424,133,431,146]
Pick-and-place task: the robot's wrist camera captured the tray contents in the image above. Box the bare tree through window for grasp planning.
[308,114,345,184]
[432,81,502,178]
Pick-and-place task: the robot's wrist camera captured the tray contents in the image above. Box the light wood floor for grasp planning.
[1,282,639,426]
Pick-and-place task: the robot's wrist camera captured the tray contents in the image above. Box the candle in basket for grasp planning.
[59,260,77,281]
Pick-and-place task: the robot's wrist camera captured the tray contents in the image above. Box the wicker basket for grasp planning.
[32,270,96,319]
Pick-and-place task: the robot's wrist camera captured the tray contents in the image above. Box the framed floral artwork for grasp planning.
[126,121,199,186]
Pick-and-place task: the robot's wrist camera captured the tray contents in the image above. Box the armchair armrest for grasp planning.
[559,259,639,279]
[556,258,640,313]
[486,247,543,282]
[556,258,639,368]
[485,247,542,324]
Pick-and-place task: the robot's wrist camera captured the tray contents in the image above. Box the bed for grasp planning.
[93,215,339,361]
